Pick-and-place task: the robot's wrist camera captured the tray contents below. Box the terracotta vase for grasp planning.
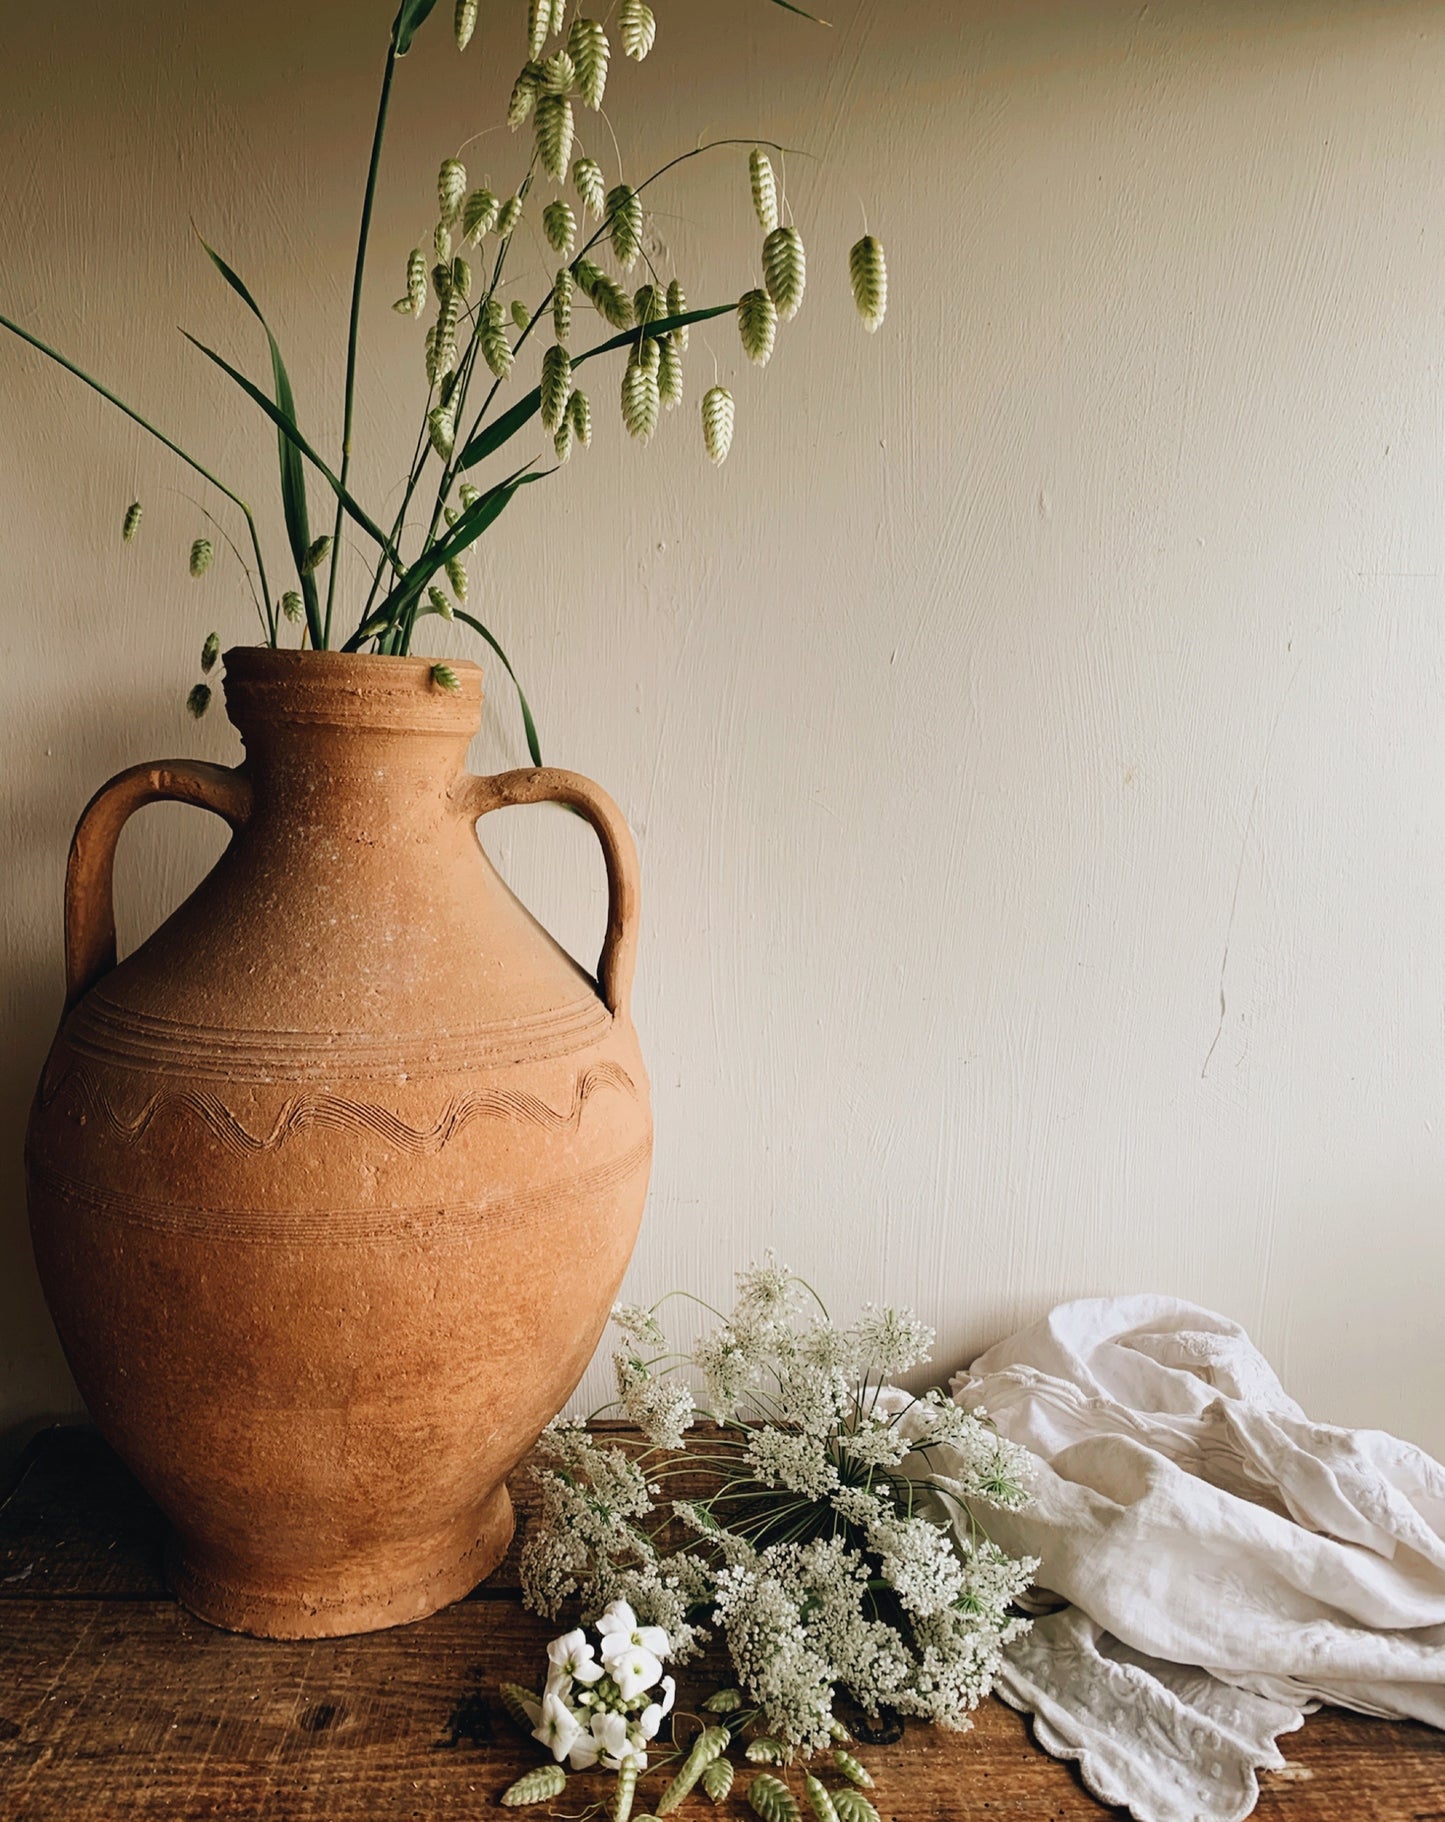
[25,648,651,1638]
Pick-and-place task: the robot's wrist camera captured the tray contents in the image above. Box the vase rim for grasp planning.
[221,645,484,736]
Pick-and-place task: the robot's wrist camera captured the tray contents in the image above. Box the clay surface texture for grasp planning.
[25,648,651,1638]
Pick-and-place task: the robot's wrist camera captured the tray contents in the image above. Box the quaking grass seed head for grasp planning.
[745,1774,799,1822]
[438,157,467,223]
[451,255,472,297]
[848,234,888,332]
[620,358,660,442]
[121,500,142,542]
[446,556,469,601]
[749,148,779,233]
[427,404,456,458]
[572,155,606,218]
[543,199,576,257]
[188,537,213,577]
[496,194,522,236]
[540,343,573,430]
[569,386,592,446]
[511,298,531,333]
[666,277,688,348]
[430,662,461,692]
[553,414,574,463]
[606,184,642,269]
[300,534,332,575]
[763,224,806,320]
[534,91,574,181]
[434,221,452,263]
[553,266,573,341]
[406,248,428,311]
[186,683,212,719]
[526,0,551,61]
[569,17,609,109]
[200,631,220,673]
[540,48,575,92]
[618,0,656,60]
[701,1757,734,1803]
[459,481,480,508]
[280,589,303,623]
[657,332,683,408]
[831,1792,881,1822]
[701,385,734,465]
[803,1775,839,1822]
[508,62,542,129]
[463,187,499,242]
[454,0,477,50]
[737,287,778,365]
[501,1763,566,1807]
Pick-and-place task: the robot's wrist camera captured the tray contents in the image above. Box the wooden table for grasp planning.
[2,1427,1442,1820]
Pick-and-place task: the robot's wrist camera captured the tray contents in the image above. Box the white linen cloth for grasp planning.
[939,1295,1445,1822]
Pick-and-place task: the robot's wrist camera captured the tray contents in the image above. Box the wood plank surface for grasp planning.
[3,1429,1443,1821]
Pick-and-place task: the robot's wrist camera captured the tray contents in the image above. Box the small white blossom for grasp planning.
[851,1305,935,1375]
[533,1690,582,1762]
[597,1605,670,1664]
[546,1627,605,1688]
[610,1644,664,1701]
[636,1675,676,1740]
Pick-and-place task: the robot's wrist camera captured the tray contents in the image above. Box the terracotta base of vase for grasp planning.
[165,1482,515,1639]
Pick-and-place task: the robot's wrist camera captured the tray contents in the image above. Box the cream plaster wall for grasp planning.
[3,0,1444,1454]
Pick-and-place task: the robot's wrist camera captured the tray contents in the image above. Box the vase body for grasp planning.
[25,648,651,1637]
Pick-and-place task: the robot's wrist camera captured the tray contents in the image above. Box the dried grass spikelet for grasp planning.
[496,194,522,236]
[454,0,477,50]
[749,148,779,233]
[428,584,455,620]
[803,1775,839,1822]
[830,1792,880,1822]
[572,155,606,218]
[459,481,481,509]
[406,248,428,312]
[620,355,659,442]
[540,48,575,91]
[553,413,574,463]
[462,187,499,242]
[121,500,142,542]
[186,683,212,719]
[496,1682,539,1733]
[568,17,609,108]
[665,277,688,348]
[638,332,660,374]
[446,556,469,601]
[435,292,462,375]
[511,298,531,333]
[552,266,573,340]
[612,1762,638,1822]
[746,1774,800,1822]
[437,157,467,224]
[431,261,452,302]
[701,384,734,464]
[433,221,453,263]
[451,255,472,297]
[576,260,632,328]
[508,61,542,129]
[526,0,550,60]
[534,92,574,181]
[200,631,220,673]
[832,1754,872,1790]
[430,662,461,692]
[657,329,683,407]
[480,299,514,376]
[424,323,440,382]
[737,287,778,365]
[632,282,661,325]
[746,1740,786,1764]
[848,234,887,332]
[702,1757,734,1803]
[501,1763,566,1807]
[543,199,576,256]
[763,224,806,320]
[188,537,213,577]
[301,534,332,575]
[606,183,642,268]
[618,0,655,59]
[280,589,303,623]
[540,344,573,430]
[569,386,592,446]
[427,404,456,458]
[549,0,566,33]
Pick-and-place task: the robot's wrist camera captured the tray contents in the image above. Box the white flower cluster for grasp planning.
[519,1258,1040,1747]
[527,1601,677,1773]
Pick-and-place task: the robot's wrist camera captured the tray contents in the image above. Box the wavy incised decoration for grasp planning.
[39,1057,637,1156]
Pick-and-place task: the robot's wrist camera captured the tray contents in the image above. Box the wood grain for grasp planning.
[2,1429,1443,1821]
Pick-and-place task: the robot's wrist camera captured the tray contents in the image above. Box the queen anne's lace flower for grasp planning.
[521,1267,1035,1746]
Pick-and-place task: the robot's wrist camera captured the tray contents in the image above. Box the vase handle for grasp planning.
[63,760,253,1013]
[462,768,641,1022]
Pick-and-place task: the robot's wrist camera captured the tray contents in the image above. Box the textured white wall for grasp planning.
[3,1,1444,1455]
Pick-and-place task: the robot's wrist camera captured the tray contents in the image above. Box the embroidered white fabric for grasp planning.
[939,1295,1445,1822]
